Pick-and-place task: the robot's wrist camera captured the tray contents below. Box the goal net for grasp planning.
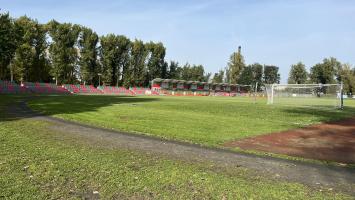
[265,84,343,109]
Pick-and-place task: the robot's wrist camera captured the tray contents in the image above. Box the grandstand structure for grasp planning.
[151,78,252,96]
[97,86,133,95]
[0,79,253,96]
[63,84,102,94]
[24,82,71,94]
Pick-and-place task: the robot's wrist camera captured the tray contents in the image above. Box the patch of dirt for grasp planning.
[224,118,355,164]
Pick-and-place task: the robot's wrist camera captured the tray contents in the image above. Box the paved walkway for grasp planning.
[6,100,355,195]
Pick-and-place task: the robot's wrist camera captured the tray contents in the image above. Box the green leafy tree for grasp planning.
[180,63,191,80]
[264,65,280,84]
[310,57,340,84]
[339,63,355,94]
[288,62,308,84]
[0,12,20,80]
[78,27,100,85]
[237,63,263,90]
[224,67,230,83]
[32,20,50,82]
[47,20,80,84]
[99,34,116,85]
[146,42,166,82]
[126,39,148,87]
[162,61,168,79]
[190,64,205,81]
[115,35,131,86]
[250,63,263,90]
[177,63,208,81]
[100,34,131,86]
[238,66,253,85]
[11,16,49,82]
[204,72,211,82]
[228,46,245,84]
[212,69,225,83]
[168,61,179,79]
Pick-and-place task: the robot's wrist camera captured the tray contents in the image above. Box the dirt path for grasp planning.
[224,118,355,164]
[6,99,355,195]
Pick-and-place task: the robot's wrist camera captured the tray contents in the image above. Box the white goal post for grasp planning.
[265,83,344,109]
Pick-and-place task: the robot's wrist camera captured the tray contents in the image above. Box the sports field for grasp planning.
[1,95,355,199]
[28,95,355,146]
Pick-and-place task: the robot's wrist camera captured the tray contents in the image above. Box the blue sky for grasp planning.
[1,0,354,82]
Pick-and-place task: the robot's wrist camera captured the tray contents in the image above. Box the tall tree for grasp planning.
[168,61,179,79]
[264,65,280,84]
[339,63,355,94]
[99,34,116,85]
[228,46,245,84]
[125,39,147,87]
[177,63,208,81]
[238,66,253,85]
[10,16,32,82]
[11,16,49,82]
[180,63,191,80]
[288,62,308,84]
[100,34,130,86]
[190,64,205,81]
[47,20,80,84]
[212,69,224,83]
[237,63,263,90]
[78,27,99,85]
[204,72,211,82]
[115,35,131,86]
[224,67,230,83]
[146,42,166,82]
[250,63,263,89]
[309,57,340,84]
[0,12,20,80]
[32,20,50,82]
[162,61,168,79]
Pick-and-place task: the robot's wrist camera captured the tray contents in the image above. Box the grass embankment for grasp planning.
[1,95,352,199]
[29,95,355,146]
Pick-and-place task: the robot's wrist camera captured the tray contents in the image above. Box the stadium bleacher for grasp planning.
[0,80,30,94]
[129,87,159,95]
[98,86,134,95]
[64,84,103,94]
[24,82,70,94]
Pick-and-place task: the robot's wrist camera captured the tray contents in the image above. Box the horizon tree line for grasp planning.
[2,12,354,92]
[215,46,355,94]
[287,58,355,94]
[0,12,211,87]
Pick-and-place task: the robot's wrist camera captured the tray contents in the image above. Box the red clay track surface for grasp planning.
[224,118,355,164]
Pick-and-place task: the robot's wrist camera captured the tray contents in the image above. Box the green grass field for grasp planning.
[1,95,353,199]
[28,95,355,146]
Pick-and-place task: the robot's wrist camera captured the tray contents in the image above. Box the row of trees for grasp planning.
[0,12,212,87]
[3,12,353,91]
[288,58,355,94]
[212,46,280,91]
[215,46,354,94]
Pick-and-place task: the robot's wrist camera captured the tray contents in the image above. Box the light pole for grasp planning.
[98,73,102,87]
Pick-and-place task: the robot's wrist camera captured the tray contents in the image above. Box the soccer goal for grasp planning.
[265,83,343,109]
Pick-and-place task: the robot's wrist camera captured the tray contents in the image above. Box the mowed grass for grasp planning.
[0,96,352,199]
[28,95,355,146]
